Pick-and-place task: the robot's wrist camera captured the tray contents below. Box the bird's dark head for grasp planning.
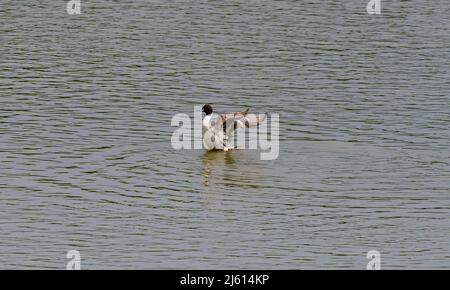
[202,104,213,115]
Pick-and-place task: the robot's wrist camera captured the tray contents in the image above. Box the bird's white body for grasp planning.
[202,114,226,150]
[202,114,213,129]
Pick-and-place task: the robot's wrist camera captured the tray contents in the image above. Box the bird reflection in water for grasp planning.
[201,150,236,187]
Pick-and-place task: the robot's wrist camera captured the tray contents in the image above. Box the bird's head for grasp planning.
[202,104,213,115]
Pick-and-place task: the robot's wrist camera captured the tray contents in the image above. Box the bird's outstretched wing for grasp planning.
[235,112,268,128]
[204,108,268,149]
[220,108,249,122]
[221,109,267,128]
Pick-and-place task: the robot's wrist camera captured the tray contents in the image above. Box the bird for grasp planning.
[201,104,267,151]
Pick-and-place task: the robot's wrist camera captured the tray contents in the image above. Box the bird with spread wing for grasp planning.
[202,104,267,151]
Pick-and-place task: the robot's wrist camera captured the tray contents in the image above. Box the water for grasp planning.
[0,0,449,269]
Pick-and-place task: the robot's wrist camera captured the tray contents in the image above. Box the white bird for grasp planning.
[201,104,267,151]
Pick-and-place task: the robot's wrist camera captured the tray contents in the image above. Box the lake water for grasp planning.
[0,0,449,269]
